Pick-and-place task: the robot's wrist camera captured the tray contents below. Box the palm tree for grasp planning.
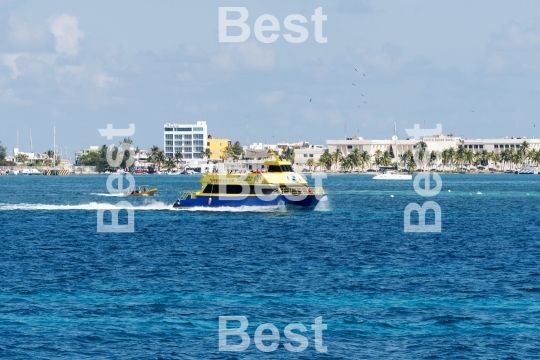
[360,151,370,172]
[333,149,343,172]
[319,150,333,171]
[154,150,166,171]
[407,157,417,172]
[447,147,456,171]
[382,151,392,167]
[225,146,235,160]
[165,157,176,171]
[306,158,315,171]
[429,150,438,170]
[416,141,427,170]
[350,148,361,171]
[174,151,183,168]
[201,148,212,160]
[374,149,383,170]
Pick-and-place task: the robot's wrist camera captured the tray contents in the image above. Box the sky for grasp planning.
[1,0,540,157]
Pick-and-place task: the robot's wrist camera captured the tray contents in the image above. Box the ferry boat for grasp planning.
[172,151,326,209]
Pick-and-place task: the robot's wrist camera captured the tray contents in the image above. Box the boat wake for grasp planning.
[0,202,286,212]
[173,205,287,212]
[0,201,172,211]
[89,193,126,197]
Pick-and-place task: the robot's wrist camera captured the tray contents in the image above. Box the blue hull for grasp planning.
[173,194,324,209]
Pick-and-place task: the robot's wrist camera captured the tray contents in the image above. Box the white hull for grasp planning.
[373,172,412,180]
[8,170,18,175]
[25,169,43,175]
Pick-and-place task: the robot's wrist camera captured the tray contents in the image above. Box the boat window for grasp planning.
[280,165,293,172]
[268,165,281,173]
[203,185,275,195]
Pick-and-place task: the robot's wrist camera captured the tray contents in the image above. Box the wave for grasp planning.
[0,202,286,212]
[0,201,171,211]
[173,205,286,212]
[89,193,126,197]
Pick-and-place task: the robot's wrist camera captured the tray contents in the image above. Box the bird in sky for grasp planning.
[355,68,358,72]
[363,73,366,76]
[352,83,356,86]
[364,101,367,104]
[361,94,364,96]
[357,105,360,108]
[310,98,312,102]
[471,111,474,112]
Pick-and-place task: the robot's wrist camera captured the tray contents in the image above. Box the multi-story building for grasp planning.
[163,121,208,161]
[294,145,327,171]
[207,137,231,160]
[75,146,99,166]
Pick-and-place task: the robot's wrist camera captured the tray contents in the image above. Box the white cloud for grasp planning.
[259,91,285,106]
[211,41,276,72]
[0,53,28,78]
[92,73,118,88]
[492,22,540,50]
[48,14,84,57]
[9,15,50,50]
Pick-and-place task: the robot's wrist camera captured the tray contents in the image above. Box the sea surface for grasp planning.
[0,174,539,359]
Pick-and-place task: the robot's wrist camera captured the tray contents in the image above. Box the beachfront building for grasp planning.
[75,146,99,166]
[327,134,540,170]
[163,121,208,163]
[294,145,327,171]
[207,137,231,160]
[327,136,418,162]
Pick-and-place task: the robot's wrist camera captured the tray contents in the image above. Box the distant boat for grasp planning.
[24,168,43,176]
[8,169,18,175]
[373,122,412,180]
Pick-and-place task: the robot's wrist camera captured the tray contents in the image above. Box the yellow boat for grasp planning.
[126,186,157,196]
[173,151,326,208]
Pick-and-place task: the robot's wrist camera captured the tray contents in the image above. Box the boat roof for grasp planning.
[264,150,292,167]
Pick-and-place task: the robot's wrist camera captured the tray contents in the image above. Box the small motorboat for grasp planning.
[126,186,157,196]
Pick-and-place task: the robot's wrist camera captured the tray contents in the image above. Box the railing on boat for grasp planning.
[179,187,325,199]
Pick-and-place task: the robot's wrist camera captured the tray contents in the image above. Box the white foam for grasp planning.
[0,202,286,212]
[173,205,286,212]
[0,201,172,211]
[90,193,125,197]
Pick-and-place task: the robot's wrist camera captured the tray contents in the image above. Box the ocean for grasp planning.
[0,174,539,359]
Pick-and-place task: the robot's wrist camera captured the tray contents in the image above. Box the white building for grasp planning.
[75,146,100,166]
[164,121,208,162]
[13,148,35,160]
[294,145,327,171]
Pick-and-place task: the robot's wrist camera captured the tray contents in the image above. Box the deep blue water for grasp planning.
[0,174,539,359]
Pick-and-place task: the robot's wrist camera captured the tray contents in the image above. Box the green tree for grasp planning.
[16,153,29,164]
[407,157,417,172]
[281,147,295,164]
[332,149,343,171]
[360,151,370,171]
[165,157,176,170]
[318,150,333,171]
[201,148,212,160]
[306,158,315,171]
[416,141,427,169]
[0,141,6,162]
[174,151,183,167]
[154,150,166,171]
[231,141,244,158]
[429,150,438,169]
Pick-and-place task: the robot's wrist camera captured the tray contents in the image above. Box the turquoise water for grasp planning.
[0,174,539,358]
